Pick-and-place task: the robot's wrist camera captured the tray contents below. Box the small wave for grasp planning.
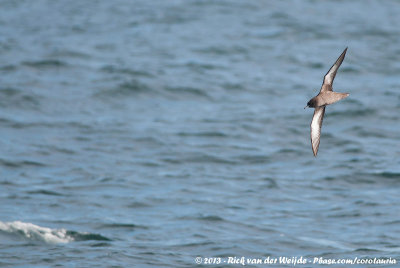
[301,235,400,253]
[221,82,245,91]
[374,171,400,179]
[48,50,91,60]
[0,221,111,244]
[235,154,271,164]
[95,79,152,98]
[298,236,353,251]
[354,246,400,253]
[26,190,64,196]
[22,59,68,68]
[307,62,324,69]
[0,118,91,131]
[99,223,148,230]
[195,45,248,56]
[340,66,360,73]
[22,59,68,69]
[261,177,279,189]
[162,153,236,165]
[0,158,46,168]
[99,65,154,77]
[329,108,376,117]
[0,87,41,109]
[65,231,111,242]
[164,86,211,99]
[336,171,400,183]
[197,215,225,222]
[127,201,151,208]
[177,131,228,138]
[0,64,17,71]
[186,62,218,70]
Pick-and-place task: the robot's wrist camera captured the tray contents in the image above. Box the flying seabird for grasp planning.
[304,48,350,156]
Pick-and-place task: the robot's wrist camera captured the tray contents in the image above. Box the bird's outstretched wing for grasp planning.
[310,107,325,156]
[321,47,347,91]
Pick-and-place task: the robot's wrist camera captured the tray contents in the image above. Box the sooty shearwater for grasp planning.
[304,48,350,156]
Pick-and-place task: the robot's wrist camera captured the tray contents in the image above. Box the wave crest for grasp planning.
[0,221,73,243]
[0,221,111,244]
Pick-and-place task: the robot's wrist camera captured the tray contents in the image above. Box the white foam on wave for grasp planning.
[0,221,73,243]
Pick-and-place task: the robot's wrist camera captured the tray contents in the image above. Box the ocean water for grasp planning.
[1,0,400,267]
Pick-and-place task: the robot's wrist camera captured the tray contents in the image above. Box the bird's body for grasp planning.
[307,91,349,108]
[305,48,350,156]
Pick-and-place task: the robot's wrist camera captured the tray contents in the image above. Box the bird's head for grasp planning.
[305,98,316,109]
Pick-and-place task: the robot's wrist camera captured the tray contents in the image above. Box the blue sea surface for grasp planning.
[1,0,400,267]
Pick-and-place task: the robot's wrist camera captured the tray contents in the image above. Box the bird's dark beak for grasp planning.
[304,105,308,109]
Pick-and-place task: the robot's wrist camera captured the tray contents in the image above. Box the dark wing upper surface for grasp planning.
[321,47,347,92]
[310,107,325,156]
